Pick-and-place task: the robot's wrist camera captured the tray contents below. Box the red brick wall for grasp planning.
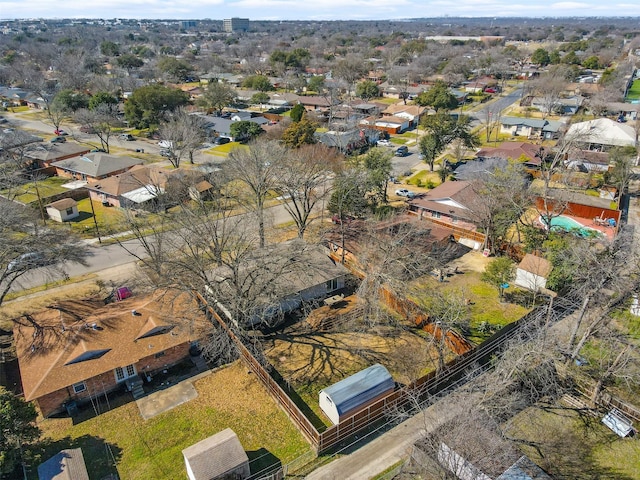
[35,343,190,417]
[135,343,190,378]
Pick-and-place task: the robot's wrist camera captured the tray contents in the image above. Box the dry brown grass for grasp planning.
[36,362,310,480]
[263,307,443,426]
[0,280,104,330]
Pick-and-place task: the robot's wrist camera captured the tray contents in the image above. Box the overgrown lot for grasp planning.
[34,362,310,480]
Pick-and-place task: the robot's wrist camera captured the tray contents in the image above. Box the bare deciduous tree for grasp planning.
[225,139,286,248]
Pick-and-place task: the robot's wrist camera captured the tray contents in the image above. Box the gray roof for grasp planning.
[182,428,249,480]
[321,364,394,416]
[210,240,348,303]
[37,448,89,480]
[496,456,552,480]
[53,153,142,178]
[26,143,91,162]
[500,116,564,132]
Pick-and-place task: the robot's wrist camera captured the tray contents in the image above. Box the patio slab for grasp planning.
[136,370,211,420]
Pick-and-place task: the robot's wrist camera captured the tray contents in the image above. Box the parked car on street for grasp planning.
[50,136,66,143]
[395,146,409,156]
[7,252,49,272]
[54,129,68,136]
[80,125,96,134]
[120,133,135,141]
[395,188,416,198]
[158,140,173,148]
[214,137,231,145]
[159,149,172,157]
[377,139,392,147]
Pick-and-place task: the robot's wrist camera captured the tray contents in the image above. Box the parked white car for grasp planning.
[158,140,173,149]
[395,188,416,198]
[377,139,392,147]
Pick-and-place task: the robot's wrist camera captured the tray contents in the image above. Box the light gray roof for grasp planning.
[321,364,394,416]
[37,448,89,480]
[53,153,142,178]
[182,428,249,480]
[500,116,564,132]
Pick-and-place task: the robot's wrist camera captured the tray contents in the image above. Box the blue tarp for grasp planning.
[321,364,394,416]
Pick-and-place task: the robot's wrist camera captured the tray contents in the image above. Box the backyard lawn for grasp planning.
[34,362,311,480]
[626,79,640,102]
[263,298,447,429]
[2,177,70,205]
[409,256,531,344]
[509,405,640,480]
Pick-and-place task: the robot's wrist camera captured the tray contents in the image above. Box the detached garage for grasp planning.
[319,364,394,425]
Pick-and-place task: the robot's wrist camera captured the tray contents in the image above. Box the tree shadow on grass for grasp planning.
[247,448,282,479]
[27,434,122,480]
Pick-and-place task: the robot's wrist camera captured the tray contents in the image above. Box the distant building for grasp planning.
[180,20,196,29]
[223,17,249,33]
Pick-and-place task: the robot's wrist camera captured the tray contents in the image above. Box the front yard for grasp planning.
[34,362,311,480]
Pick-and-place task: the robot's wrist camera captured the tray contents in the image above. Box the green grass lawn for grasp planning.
[34,362,311,480]
[410,271,531,345]
[2,177,70,205]
[67,198,126,238]
[510,405,640,479]
[626,79,640,101]
[406,169,441,187]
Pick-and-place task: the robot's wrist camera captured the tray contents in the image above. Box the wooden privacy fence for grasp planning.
[408,211,487,245]
[195,284,573,456]
[197,293,320,447]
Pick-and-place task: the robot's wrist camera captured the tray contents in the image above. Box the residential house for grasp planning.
[378,82,427,100]
[408,181,486,249]
[45,198,79,222]
[183,428,250,480]
[319,364,395,425]
[565,118,638,152]
[360,115,409,134]
[52,152,142,183]
[564,149,610,172]
[84,164,170,208]
[531,95,583,116]
[316,129,372,154]
[463,76,498,93]
[602,102,640,121]
[499,117,564,140]
[25,143,91,170]
[207,240,349,328]
[476,141,543,168]
[37,448,89,480]
[413,411,552,480]
[298,95,338,113]
[13,290,207,418]
[0,129,42,152]
[514,254,552,292]
[381,104,427,129]
[230,111,269,125]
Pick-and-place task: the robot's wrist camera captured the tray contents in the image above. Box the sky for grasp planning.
[1,0,638,21]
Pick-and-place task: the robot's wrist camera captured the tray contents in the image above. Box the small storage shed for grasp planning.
[602,408,635,437]
[183,428,250,480]
[514,254,552,292]
[37,448,89,480]
[319,363,394,425]
[45,198,79,222]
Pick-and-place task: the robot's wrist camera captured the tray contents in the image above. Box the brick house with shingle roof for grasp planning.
[13,290,208,417]
[52,152,142,183]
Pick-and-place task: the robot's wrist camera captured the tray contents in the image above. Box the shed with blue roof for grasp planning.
[319,363,394,425]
